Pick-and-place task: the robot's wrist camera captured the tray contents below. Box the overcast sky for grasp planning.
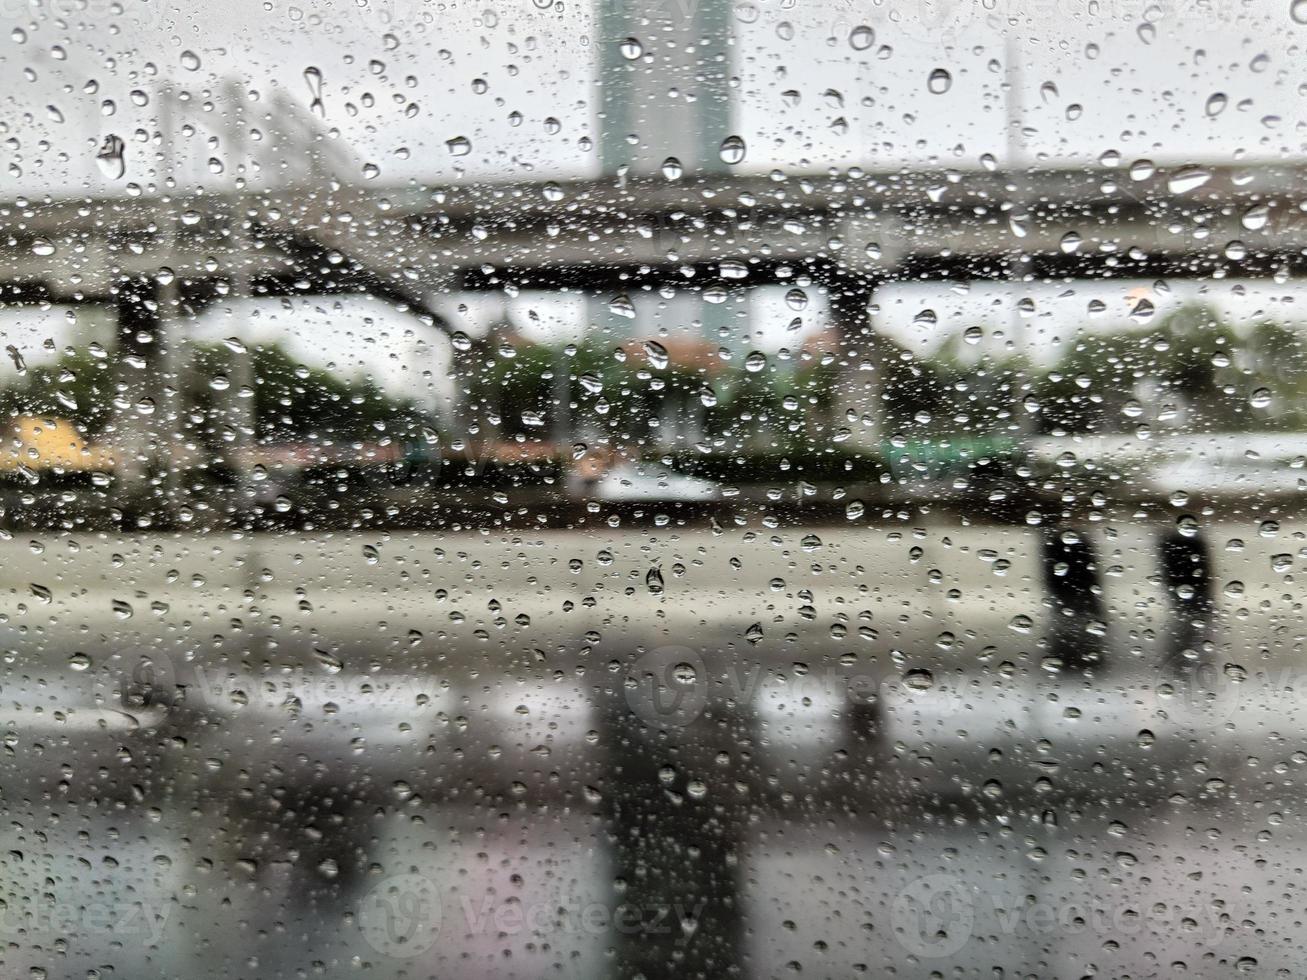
[3,0,1303,191]
[1,0,1304,400]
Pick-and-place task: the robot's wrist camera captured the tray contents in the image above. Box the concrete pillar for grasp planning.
[597,0,733,176]
[111,278,183,525]
[827,281,883,449]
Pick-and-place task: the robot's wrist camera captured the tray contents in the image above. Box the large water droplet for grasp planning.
[607,293,636,319]
[644,340,669,369]
[848,25,874,50]
[718,134,747,165]
[1167,165,1211,194]
[927,68,952,94]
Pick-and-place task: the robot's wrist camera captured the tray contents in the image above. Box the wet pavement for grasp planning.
[0,521,1302,977]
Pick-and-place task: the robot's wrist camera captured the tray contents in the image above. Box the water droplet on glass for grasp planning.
[619,37,643,60]
[644,340,669,369]
[446,136,472,156]
[927,68,952,94]
[304,66,325,116]
[180,49,201,71]
[718,134,747,165]
[849,25,874,50]
[904,668,934,690]
[1241,204,1269,230]
[1205,92,1227,116]
[1167,165,1211,194]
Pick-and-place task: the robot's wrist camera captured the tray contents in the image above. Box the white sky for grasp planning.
[3,0,1303,192]
[2,0,1305,403]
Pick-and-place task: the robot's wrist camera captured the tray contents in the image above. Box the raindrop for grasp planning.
[904,668,934,690]
[1167,166,1211,194]
[927,68,952,94]
[1241,204,1269,231]
[180,49,201,71]
[661,156,683,180]
[446,136,472,156]
[744,350,767,373]
[619,37,643,60]
[1205,92,1227,116]
[304,66,325,116]
[644,340,669,369]
[608,294,636,318]
[849,25,874,50]
[718,134,747,165]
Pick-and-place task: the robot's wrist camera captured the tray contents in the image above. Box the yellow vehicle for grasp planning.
[0,415,114,476]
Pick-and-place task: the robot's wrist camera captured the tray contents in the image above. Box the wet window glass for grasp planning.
[1,1,1303,976]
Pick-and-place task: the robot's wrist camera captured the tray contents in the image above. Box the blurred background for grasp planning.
[2,0,1307,977]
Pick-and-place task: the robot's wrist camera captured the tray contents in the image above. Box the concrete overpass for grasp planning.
[8,160,1306,313]
[5,153,1307,518]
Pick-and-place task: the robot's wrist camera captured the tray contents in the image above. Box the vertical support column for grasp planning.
[112,278,183,526]
[597,0,733,175]
[224,79,259,532]
[827,278,882,448]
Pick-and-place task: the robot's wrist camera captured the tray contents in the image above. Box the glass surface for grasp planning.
[0,1,1303,976]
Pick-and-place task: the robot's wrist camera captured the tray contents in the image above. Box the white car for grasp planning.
[589,462,719,502]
